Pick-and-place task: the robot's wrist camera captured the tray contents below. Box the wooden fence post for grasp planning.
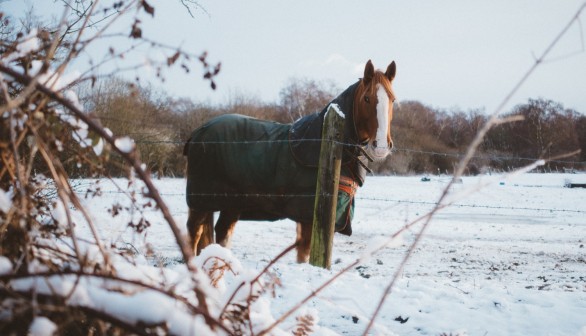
[309,104,345,269]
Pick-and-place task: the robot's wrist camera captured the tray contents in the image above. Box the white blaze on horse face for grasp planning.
[372,83,391,159]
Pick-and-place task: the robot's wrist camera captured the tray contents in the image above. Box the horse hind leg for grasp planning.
[296,222,312,263]
[215,210,240,248]
[187,209,214,255]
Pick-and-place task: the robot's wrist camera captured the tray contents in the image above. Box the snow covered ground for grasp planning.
[75,173,586,335]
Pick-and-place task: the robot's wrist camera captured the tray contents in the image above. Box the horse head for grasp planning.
[353,60,396,161]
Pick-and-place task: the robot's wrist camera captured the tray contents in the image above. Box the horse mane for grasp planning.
[357,71,395,102]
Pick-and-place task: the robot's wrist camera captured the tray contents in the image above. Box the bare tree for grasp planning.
[279,77,338,122]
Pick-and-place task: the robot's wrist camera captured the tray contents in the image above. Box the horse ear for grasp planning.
[364,60,375,83]
[385,61,396,82]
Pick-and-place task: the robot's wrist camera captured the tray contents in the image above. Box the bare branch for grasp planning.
[0,64,195,266]
[361,4,586,334]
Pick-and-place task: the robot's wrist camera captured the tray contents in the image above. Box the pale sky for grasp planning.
[3,0,586,114]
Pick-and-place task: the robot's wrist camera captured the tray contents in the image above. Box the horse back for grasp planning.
[185,114,315,214]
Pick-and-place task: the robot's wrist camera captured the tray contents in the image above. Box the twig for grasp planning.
[34,135,84,264]
[219,243,296,319]
[0,63,192,261]
[180,0,210,19]
[0,63,211,314]
[362,4,586,334]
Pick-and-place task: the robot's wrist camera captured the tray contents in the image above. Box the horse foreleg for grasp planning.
[197,212,214,254]
[215,210,240,248]
[296,222,312,263]
[187,209,213,255]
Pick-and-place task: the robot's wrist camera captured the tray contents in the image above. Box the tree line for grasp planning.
[74,77,584,177]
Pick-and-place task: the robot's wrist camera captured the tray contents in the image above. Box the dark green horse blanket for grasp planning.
[184,113,355,234]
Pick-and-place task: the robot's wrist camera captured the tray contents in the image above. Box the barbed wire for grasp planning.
[132,138,586,165]
[356,195,586,214]
[395,148,585,165]
[80,189,586,214]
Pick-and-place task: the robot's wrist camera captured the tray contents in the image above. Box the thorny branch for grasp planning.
[0,1,223,333]
[0,61,198,275]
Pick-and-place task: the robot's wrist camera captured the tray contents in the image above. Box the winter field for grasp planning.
[74,173,586,336]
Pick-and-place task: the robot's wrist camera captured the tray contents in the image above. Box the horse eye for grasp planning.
[364,96,370,103]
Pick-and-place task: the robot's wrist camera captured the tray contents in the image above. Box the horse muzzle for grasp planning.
[367,140,392,161]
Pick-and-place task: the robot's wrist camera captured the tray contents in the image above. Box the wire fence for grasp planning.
[72,136,586,216]
[72,120,586,217]
[82,189,586,215]
[131,138,586,166]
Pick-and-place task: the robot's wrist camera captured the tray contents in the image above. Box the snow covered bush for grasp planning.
[0,2,235,334]
[0,2,313,334]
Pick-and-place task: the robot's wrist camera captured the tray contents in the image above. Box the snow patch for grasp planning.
[193,244,245,294]
[327,103,345,119]
[24,60,80,91]
[50,199,68,228]
[28,316,57,336]
[28,60,81,91]
[2,29,40,62]
[360,233,404,263]
[115,136,135,153]
[93,137,104,156]
[0,187,12,213]
[63,90,84,112]
[4,110,28,130]
[0,256,13,276]
[26,259,49,273]
[54,105,105,155]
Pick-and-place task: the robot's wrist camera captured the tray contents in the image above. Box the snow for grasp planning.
[25,173,586,334]
[50,199,68,227]
[196,244,243,293]
[11,272,216,335]
[93,137,105,156]
[28,316,57,336]
[0,256,12,276]
[2,29,40,62]
[63,90,84,112]
[4,109,28,131]
[0,187,12,213]
[16,31,40,54]
[54,104,107,155]
[115,136,135,153]
[328,103,345,119]
[16,60,80,91]
[359,233,404,264]
[25,60,81,91]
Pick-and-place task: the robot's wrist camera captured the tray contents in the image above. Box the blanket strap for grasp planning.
[338,176,358,197]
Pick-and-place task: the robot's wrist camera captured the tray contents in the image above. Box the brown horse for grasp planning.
[184,60,396,262]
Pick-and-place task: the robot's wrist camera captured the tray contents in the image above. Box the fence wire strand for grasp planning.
[78,189,586,214]
[133,138,586,165]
